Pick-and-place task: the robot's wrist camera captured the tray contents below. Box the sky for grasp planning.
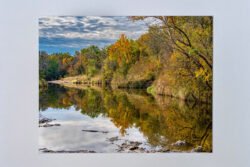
[39,16,153,55]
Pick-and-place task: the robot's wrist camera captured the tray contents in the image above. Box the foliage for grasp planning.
[39,16,213,102]
[105,34,140,76]
[130,16,213,102]
[39,46,107,80]
[39,51,73,80]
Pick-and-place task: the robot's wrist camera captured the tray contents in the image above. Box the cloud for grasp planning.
[39,16,153,54]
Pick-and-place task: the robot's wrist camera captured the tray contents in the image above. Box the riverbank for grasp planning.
[48,74,102,85]
[46,75,211,104]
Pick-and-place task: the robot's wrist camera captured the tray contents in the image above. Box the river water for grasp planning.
[39,84,212,153]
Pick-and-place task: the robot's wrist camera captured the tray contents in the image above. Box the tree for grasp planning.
[107,34,140,76]
[131,16,213,91]
[46,58,60,80]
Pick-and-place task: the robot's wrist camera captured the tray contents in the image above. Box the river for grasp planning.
[39,83,212,153]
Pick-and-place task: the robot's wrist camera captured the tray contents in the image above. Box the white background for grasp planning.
[0,0,250,166]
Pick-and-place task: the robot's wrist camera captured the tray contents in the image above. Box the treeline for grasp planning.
[39,16,212,103]
[39,45,106,81]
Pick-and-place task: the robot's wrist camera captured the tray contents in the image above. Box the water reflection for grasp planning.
[39,84,212,152]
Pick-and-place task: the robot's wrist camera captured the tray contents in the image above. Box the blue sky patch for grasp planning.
[39,16,151,55]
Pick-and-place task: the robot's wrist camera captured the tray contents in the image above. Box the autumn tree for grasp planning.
[106,34,140,76]
[131,16,213,90]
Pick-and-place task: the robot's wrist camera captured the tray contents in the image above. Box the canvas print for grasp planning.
[39,16,212,153]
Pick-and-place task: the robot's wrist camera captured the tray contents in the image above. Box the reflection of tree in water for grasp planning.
[40,84,106,117]
[39,84,212,152]
[39,84,72,110]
